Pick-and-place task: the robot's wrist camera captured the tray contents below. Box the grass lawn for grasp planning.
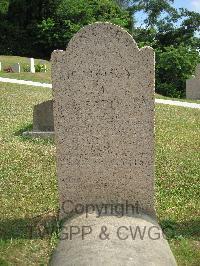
[0,82,199,265]
[0,56,51,83]
[0,56,199,105]
[0,56,200,105]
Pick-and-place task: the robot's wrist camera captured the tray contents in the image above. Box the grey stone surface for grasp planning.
[50,22,177,266]
[186,64,200,99]
[12,63,20,73]
[22,131,54,139]
[49,213,177,266]
[52,22,155,218]
[195,64,200,77]
[33,100,54,131]
[22,100,54,138]
[52,23,155,216]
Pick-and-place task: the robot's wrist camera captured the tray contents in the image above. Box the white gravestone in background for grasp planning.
[29,58,35,73]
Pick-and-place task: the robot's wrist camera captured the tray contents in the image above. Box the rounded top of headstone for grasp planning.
[51,22,154,62]
[67,22,139,50]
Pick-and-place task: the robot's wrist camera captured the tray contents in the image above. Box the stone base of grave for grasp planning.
[22,131,54,139]
[49,213,177,266]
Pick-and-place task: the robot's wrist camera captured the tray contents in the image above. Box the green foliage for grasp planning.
[1,84,200,264]
[0,0,131,57]
[0,0,200,97]
[0,0,9,15]
[35,63,47,72]
[128,0,177,27]
[156,45,200,98]
[129,0,200,97]
[23,64,31,72]
[35,0,132,55]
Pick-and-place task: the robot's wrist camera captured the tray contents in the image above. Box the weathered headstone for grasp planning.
[50,22,177,266]
[33,100,54,131]
[23,100,54,138]
[0,62,2,72]
[12,63,21,73]
[52,22,155,218]
[186,64,200,99]
[29,58,35,73]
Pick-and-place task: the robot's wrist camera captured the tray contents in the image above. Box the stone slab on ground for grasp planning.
[22,131,54,139]
[49,213,177,266]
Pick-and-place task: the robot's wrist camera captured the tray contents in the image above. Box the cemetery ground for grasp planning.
[0,82,199,266]
[0,56,51,83]
[1,56,200,105]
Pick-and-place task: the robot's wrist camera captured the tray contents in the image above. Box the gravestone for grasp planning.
[52,22,155,218]
[33,100,54,131]
[29,58,35,73]
[12,63,20,73]
[23,100,54,138]
[186,64,200,99]
[50,22,177,266]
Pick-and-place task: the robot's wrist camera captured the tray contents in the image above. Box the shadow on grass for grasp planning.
[160,219,200,240]
[14,124,54,145]
[0,212,60,241]
[1,214,199,241]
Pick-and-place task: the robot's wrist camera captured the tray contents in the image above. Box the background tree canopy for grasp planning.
[0,0,200,97]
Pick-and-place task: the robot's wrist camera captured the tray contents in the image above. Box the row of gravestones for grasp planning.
[23,62,200,139]
[0,58,47,73]
[24,22,177,265]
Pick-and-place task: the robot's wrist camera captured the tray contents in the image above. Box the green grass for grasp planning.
[0,83,58,265]
[155,103,200,265]
[0,55,51,83]
[0,56,199,105]
[0,83,199,265]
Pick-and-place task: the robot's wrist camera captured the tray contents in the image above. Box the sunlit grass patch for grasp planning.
[0,83,199,265]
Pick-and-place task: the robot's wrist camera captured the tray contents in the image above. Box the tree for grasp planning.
[0,0,131,57]
[156,45,200,97]
[117,0,200,97]
[1,0,200,98]
[35,0,132,56]
[0,0,9,15]
[116,0,177,27]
